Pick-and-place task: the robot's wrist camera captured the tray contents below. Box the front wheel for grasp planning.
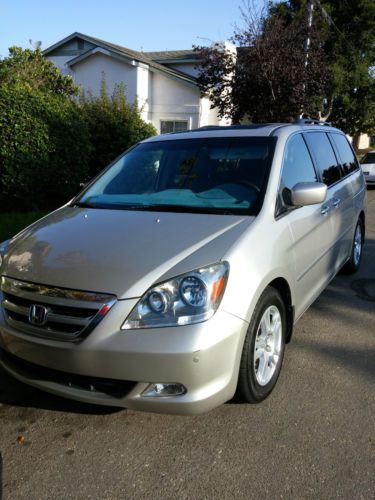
[237,287,286,403]
[342,219,364,274]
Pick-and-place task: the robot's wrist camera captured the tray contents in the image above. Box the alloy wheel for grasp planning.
[253,305,282,386]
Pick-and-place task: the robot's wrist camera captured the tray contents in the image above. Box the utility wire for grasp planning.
[314,0,358,53]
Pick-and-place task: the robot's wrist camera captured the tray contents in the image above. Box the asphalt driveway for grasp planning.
[0,191,374,500]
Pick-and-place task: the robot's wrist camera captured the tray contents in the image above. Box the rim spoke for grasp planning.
[264,309,271,332]
[270,354,278,366]
[257,353,268,383]
[271,315,281,335]
[260,315,269,336]
[254,348,262,363]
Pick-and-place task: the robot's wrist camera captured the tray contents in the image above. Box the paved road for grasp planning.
[1,191,374,500]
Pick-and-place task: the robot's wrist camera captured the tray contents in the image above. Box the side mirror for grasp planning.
[291,182,327,207]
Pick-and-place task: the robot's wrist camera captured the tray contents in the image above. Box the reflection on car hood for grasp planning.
[4,206,254,298]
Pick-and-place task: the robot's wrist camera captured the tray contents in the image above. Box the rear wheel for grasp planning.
[237,287,286,403]
[342,219,364,274]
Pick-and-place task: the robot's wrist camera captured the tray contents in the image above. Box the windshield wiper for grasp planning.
[139,204,238,215]
[72,201,149,210]
[72,201,95,208]
[72,201,239,215]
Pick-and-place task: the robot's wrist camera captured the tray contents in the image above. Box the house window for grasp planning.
[160,120,188,134]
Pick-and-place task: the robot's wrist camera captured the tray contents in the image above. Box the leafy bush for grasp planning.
[0,49,156,211]
[0,48,90,210]
[80,80,156,179]
[0,84,91,210]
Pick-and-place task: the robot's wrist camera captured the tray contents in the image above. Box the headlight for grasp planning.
[122,262,229,330]
[0,240,10,270]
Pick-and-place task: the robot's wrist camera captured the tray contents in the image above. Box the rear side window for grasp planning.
[306,132,341,186]
[277,134,317,214]
[330,133,359,175]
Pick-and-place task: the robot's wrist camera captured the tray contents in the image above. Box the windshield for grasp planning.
[77,137,277,215]
[361,152,375,164]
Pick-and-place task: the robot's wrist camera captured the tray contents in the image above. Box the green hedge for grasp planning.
[0,85,91,210]
[0,48,156,211]
[80,82,157,179]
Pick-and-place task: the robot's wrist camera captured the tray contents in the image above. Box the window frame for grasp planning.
[303,131,344,189]
[160,120,189,135]
[275,132,319,219]
[328,132,360,178]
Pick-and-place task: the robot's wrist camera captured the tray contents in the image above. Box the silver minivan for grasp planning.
[0,121,366,415]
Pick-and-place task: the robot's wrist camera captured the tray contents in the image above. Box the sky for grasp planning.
[0,0,261,58]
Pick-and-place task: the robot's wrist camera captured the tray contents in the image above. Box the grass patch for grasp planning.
[0,211,48,242]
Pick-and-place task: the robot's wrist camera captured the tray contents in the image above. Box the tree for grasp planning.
[0,47,77,96]
[195,0,375,144]
[195,1,329,123]
[324,0,375,145]
[271,0,375,146]
[0,47,91,210]
[79,78,156,178]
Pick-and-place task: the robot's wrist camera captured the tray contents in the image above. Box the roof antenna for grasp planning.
[29,39,42,50]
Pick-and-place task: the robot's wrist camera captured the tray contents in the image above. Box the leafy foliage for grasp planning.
[0,47,90,210]
[0,47,77,96]
[195,0,375,139]
[273,0,375,138]
[0,49,156,210]
[79,79,156,179]
[195,1,329,123]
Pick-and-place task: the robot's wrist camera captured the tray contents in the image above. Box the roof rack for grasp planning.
[193,124,281,131]
[294,118,332,127]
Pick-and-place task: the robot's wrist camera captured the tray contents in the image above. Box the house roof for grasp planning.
[144,50,199,63]
[43,32,197,86]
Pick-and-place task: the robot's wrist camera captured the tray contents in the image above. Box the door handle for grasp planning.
[332,197,341,208]
[321,205,330,215]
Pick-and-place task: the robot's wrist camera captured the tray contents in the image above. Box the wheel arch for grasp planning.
[267,277,294,343]
[359,210,365,239]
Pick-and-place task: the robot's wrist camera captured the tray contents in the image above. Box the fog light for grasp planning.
[142,383,187,397]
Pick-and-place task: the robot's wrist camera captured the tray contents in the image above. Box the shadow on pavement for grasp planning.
[292,337,375,382]
[0,367,121,415]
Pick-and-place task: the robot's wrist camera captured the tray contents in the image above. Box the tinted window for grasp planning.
[282,134,317,189]
[78,137,276,216]
[361,152,375,164]
[278,134,317,213]
[306,132,341,186]
[330,133,359,175]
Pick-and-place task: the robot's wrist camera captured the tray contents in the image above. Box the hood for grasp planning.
[4,207,254,298]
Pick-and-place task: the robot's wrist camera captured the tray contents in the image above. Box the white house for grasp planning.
[43,32,229,134]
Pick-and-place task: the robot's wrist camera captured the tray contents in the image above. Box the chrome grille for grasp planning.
[1,277,117,342]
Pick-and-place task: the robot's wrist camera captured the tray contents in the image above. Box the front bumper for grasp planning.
[0,299,248,415]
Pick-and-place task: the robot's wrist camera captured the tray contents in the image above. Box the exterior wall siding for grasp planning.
[165,62,200,78]
[47,55,75,75]
[150,72,201,133]
[70,52,138,103]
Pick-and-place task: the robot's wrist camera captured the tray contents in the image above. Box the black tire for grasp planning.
[236,286,286,403]
[342,219,364,275]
